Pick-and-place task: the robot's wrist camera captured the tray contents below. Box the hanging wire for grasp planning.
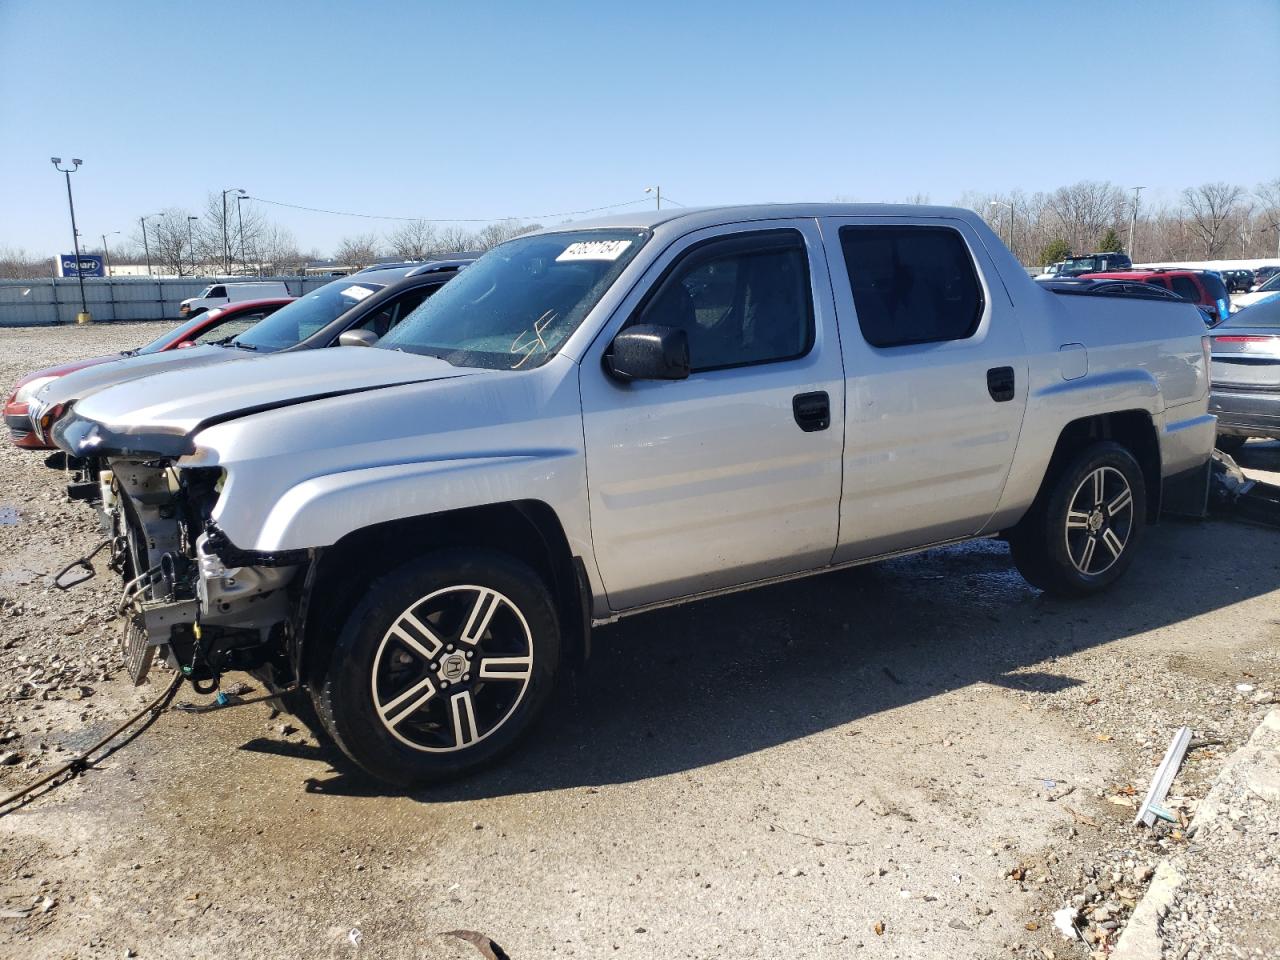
[246,195,657,223]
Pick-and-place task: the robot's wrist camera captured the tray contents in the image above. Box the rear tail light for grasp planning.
[1213,335,1278,343]
[1202,335,1212,374]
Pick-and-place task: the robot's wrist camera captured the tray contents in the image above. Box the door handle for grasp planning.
[792,391,830,432]
[986,366,1015,402]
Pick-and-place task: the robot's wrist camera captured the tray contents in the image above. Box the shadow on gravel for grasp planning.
[295,516,1280,802]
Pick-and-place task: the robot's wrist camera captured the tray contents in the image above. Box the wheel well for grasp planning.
[297,501,589,687]
[1042,411,1161,521]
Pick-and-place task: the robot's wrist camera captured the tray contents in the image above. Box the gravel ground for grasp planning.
[1,322,1279,960]
[1159,710,1280,960]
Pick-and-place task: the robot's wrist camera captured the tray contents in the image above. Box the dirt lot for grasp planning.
[1,323,1278,960]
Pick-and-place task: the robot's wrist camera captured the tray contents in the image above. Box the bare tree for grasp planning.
[0,246,53,279]
[1256,179,1280,258]
[250,223,305,275]
[188,192,276,274]
[387,220,440,260]
[130,208,199,276]
[474,219,541,251]
[1045,181,1126,254]
[1181,182,1245,258]
[435,225,479,253]
[333,233,383,269]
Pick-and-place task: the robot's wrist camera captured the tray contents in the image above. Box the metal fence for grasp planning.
[0,276,336,327]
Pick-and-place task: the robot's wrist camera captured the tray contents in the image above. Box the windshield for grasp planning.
[1062,257,1100,274]
[233,279,385,351]
[377,229,648,369]
[1259,272,1280,293]
[134,314,215,355]
[1219,300,1280,329]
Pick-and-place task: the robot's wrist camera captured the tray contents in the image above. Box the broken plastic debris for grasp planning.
[1052,905,1080,941]
[348,928,363,947]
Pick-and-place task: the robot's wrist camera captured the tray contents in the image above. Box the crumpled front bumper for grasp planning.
[3,400,45,449]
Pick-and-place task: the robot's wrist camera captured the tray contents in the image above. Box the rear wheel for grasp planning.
[315,549,560,786]
[1010,441,1146,598]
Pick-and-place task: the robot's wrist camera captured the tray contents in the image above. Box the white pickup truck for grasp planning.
[54,204,1216,786]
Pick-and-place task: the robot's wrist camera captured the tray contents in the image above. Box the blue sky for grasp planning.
[2,0,1277,256]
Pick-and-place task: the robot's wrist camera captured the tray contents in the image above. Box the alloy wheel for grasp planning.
[1063,466,1134,576]
[370,585,534,752]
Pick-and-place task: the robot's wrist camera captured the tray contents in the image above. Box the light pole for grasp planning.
[221,187,245,274]
[235,193,247,274]
[989,200,1015,261]
[139,213,160,277]
[51,157,91,324]
[100,231,120,275]
[644,185,661,210]
[1127,186,1145,260]
[187,216,199,277]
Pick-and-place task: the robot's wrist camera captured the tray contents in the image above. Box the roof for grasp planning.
[543,203,986,234]
[1081,270,1198,279]
[204,296,295,313]
[1037,278,1181,300]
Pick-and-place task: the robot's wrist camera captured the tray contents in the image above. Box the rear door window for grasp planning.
[838,226,984,347]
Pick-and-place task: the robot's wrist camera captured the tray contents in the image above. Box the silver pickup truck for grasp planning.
[54,204,1215,786]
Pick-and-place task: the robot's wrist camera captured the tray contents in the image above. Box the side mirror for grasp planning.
[606,324,690,382]
[338,329,378,348]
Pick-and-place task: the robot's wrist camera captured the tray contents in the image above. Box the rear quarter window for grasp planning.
[1170,275,1202,303]
[1199,273,1229,302]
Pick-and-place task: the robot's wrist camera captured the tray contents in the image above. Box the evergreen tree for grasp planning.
[1098,227,1124,253]
[1039,238,1072,267]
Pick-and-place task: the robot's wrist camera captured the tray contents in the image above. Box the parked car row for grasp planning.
[1232,269,1280,312]
[5,297,295,447]
[6,205,1219,788]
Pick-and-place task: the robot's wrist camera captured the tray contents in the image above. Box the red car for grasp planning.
[5,297,293,449]
[1080,269,1232,325]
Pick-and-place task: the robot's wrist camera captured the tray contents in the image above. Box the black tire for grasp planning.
[277,686,328,741]
[1009,441,1146,598]
[1215,435,1247,454]
[314,548,560,786]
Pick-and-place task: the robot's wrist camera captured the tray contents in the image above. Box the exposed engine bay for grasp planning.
[104,459,307,692]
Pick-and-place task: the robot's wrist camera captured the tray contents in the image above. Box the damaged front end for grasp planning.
[107,458,308,693]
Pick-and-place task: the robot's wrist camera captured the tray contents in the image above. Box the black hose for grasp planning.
[0,673,181,816]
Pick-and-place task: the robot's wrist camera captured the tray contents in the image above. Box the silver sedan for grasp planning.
[1210,295,1280,452]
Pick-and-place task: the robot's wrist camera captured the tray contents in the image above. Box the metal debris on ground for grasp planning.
[1134,726,1193,828]
[442,929,512,960]
[1208,450,1280,528]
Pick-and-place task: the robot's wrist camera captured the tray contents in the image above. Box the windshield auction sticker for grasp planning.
[555,240,633,262]
[340,284,376,301]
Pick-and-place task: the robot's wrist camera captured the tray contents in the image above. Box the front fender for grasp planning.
[223,450,588,555]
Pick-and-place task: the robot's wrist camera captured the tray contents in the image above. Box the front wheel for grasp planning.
[314,549,561,786]
[1009,441,1146,598]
